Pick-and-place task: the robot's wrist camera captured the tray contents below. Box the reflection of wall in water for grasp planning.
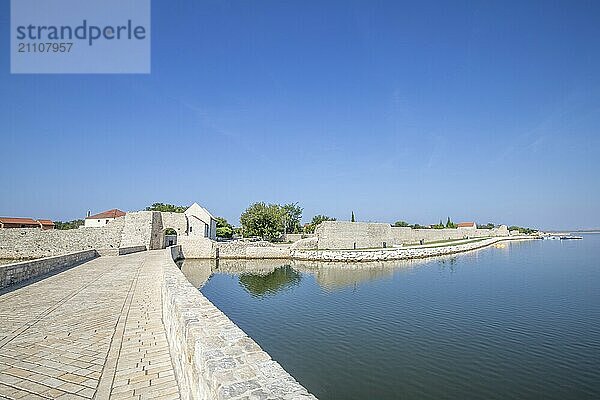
[291,260,402,290]
[179,259,214,288]
[212,259,289,275]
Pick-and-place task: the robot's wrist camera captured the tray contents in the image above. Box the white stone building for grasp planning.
[184,203,217,240]
[84,209,126,228]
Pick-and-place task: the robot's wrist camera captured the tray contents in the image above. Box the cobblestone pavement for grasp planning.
[0,252,181,400]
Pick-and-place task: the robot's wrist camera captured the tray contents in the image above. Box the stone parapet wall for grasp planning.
[160,249,317,400]
[292,237,532,262]
[0,250,98,289]
[0,218,124,259]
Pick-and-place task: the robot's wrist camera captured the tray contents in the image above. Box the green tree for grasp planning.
[351,211,355,222]
[238,266,301,297]
[445,217,456,228]
[240,202,285,241]
[215,217,233,238]
[432,220,445,229]
[216,226,233,238]
[54,219,84,230]
[394,221,410,227]
[304,215,336,233]
[281,203,303,234]
[477,223,496,229]
[145,203,187,213]
[508,225,538,234]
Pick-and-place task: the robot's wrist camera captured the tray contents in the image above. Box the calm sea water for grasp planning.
[183,235,600,400]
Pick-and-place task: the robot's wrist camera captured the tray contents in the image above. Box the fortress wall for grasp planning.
[177,236,214,259]
[315,221,510,250]
[315,221,394,250]
[119,211,159,249]
[284,233,316,242]
[293,236,527,262]
[0,218,125,259]
[160,212,188,235]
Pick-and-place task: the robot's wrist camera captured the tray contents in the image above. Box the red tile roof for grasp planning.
[457,222,476,228]
[38,219,55,226]
[86,209,126,219]
[0,217,40,225]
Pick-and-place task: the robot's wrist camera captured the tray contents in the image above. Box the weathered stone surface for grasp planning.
[161,248,317,400]
[291,236,531,262]
[0,250,98,289]
[0,251,181,400]
[0,218,125,259]
[314,221,511,250]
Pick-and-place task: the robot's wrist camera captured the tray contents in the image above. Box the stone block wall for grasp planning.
[0,218,124,259]
[161,212,188,236]
[315,221,395,250]
[0,250,98,288]
[160,249,316,400]
[284,233,316,243]
[314,221,510,250]
[390,225,509,244]
[178,236,214,259]
[292,236,528,262]
[119,211,160,250]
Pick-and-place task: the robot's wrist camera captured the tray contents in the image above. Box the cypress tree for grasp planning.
[351,211,355,222]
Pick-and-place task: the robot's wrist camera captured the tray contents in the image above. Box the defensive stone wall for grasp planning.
[0,250,98,289]
[119,211,158,249]
[160,248,317,400]
[292,236,530,262]
[390,225,509,244]
[315,221,395,250]
[215,241,289,259]
[315,221,510,250]
[178,236,214,259]
[161,212,188,236]
[0,218,124,259]
[284,233,316,243]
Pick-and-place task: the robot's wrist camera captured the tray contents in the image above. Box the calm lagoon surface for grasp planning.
[182,235,600,400]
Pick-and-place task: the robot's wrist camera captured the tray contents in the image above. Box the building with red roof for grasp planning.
[0,217,54,230]
[84,209,126,228]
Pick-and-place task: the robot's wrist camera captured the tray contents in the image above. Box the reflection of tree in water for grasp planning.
[239,265,301,298]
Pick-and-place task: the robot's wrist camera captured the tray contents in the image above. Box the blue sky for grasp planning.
[1,0,599,230]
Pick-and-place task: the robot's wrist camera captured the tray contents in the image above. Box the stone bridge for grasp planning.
[0,250,316,400]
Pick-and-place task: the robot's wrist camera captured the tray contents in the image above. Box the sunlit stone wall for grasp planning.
[160,248,317,400]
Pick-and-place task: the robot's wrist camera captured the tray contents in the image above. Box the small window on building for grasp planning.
[98,219,101,222]
[189,226,192,233]
[106,220,109,224]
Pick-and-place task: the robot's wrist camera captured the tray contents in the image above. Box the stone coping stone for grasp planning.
[160,249,317,400]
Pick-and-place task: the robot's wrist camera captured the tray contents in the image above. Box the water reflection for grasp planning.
[180,257,437,293]
[179,259,213,288]
[239,265,301,297]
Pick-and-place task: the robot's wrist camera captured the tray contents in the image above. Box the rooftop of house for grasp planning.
[86,209,126,220]
[0,217,54,226]
[457,222,477,228]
